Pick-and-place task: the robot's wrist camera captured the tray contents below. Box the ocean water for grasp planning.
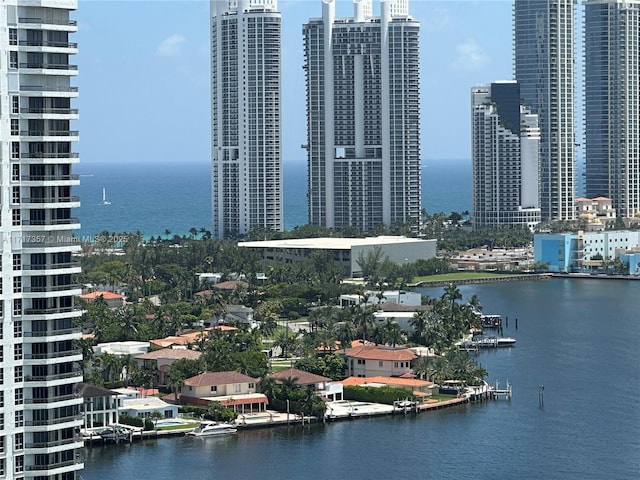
[74,159,471,238]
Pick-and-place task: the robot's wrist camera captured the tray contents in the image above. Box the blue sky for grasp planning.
[74,1,515,167]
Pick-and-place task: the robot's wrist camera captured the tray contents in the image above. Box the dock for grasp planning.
[489,381,512,400]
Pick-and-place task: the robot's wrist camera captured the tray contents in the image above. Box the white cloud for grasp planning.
[424,7,453,33]
[156,34,186,57]
[450,38,489,71]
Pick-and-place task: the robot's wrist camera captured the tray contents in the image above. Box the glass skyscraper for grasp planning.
[584,0,640,219]
[514,0,576,221]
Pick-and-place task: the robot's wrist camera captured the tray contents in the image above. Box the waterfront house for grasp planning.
[135,348,202,385]
[75,383,121,429]
[269,368,343,401]
[119,395,178,420]
[180,371,267,413]
[343,345,417,377]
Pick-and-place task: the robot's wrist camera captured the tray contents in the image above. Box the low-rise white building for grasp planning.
[340,290,422,308]
[239,236,437,277]
[119,396,179,420]
[94,341,150,357]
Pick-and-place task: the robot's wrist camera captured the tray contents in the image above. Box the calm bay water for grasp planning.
[83,278,640,480]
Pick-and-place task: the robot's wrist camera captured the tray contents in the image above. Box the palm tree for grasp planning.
[353,305,376,342]
[381,318,403,347]
[257,376,278,403]
[412,355,436,381]
[409,310,429,344]
[336,321,355,352]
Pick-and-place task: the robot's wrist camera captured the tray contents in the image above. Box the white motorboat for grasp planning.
[186,421,237,437]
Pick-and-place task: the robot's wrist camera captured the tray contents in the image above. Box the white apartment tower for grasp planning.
[303,0,421,232]
[514,0,576,222]
[210,0,282,239]
[584,0,640,218]
[0,1,84,479]
[471,81,541,229]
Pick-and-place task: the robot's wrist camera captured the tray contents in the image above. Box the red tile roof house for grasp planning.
[135,348,202,385]
[343,345,417,378]
[180,371,267,414]
[79,290,125,309]
[269,368,343,402]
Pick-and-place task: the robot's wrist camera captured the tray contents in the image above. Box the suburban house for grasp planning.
[79,290,125,308]
[343,344,417,377]
[118,395,178,420]
[75,383,121,430]
[180,371,267,413]
[269,368,343,402]
[135,348,202,385]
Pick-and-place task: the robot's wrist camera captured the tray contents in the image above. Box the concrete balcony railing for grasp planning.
[23,327,81,338]
[23,284,80,294]
[18,17,77,26]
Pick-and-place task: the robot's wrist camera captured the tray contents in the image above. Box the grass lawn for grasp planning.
[413,272,517,283]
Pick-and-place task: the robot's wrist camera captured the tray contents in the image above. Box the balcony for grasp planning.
[25,434,83,449]
[21,218,81,227]
[18,40,78,49]
[23,284,81,293]
[24,348,82,360]
[26,457,83,472]
[18,17,78,26]
[24,306,80,315]
[23,262,81,271]
[20,152,79,160]
[21,240,80,249]
[20,107,78,115]
[21,174,80,182]
[19,63,78,71]
[21,196,80,204]
[19,130,79,137]
[20,85,78,93]
[24,371,83,384]
[23,327,81,338]
[24,393,81,404]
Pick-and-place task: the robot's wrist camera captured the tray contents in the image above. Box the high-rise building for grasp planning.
[210,0,282,239]
[471,81,541,230]
[303,0,421,232]
[0,1,84,479]
[584,0,640,219]
[514,0,576,222]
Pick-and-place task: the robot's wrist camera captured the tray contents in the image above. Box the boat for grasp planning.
[97,425,131,442]
[186,421,237,437]
[480,314,502,329]
[101,187,111,205]
[458,336,516,349]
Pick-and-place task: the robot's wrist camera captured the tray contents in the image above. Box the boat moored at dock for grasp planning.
[186,421,237,437]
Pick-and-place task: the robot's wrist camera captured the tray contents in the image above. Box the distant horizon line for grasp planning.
[76,158,472,167]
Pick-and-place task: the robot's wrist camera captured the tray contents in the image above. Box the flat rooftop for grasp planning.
[238,236,434,250]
